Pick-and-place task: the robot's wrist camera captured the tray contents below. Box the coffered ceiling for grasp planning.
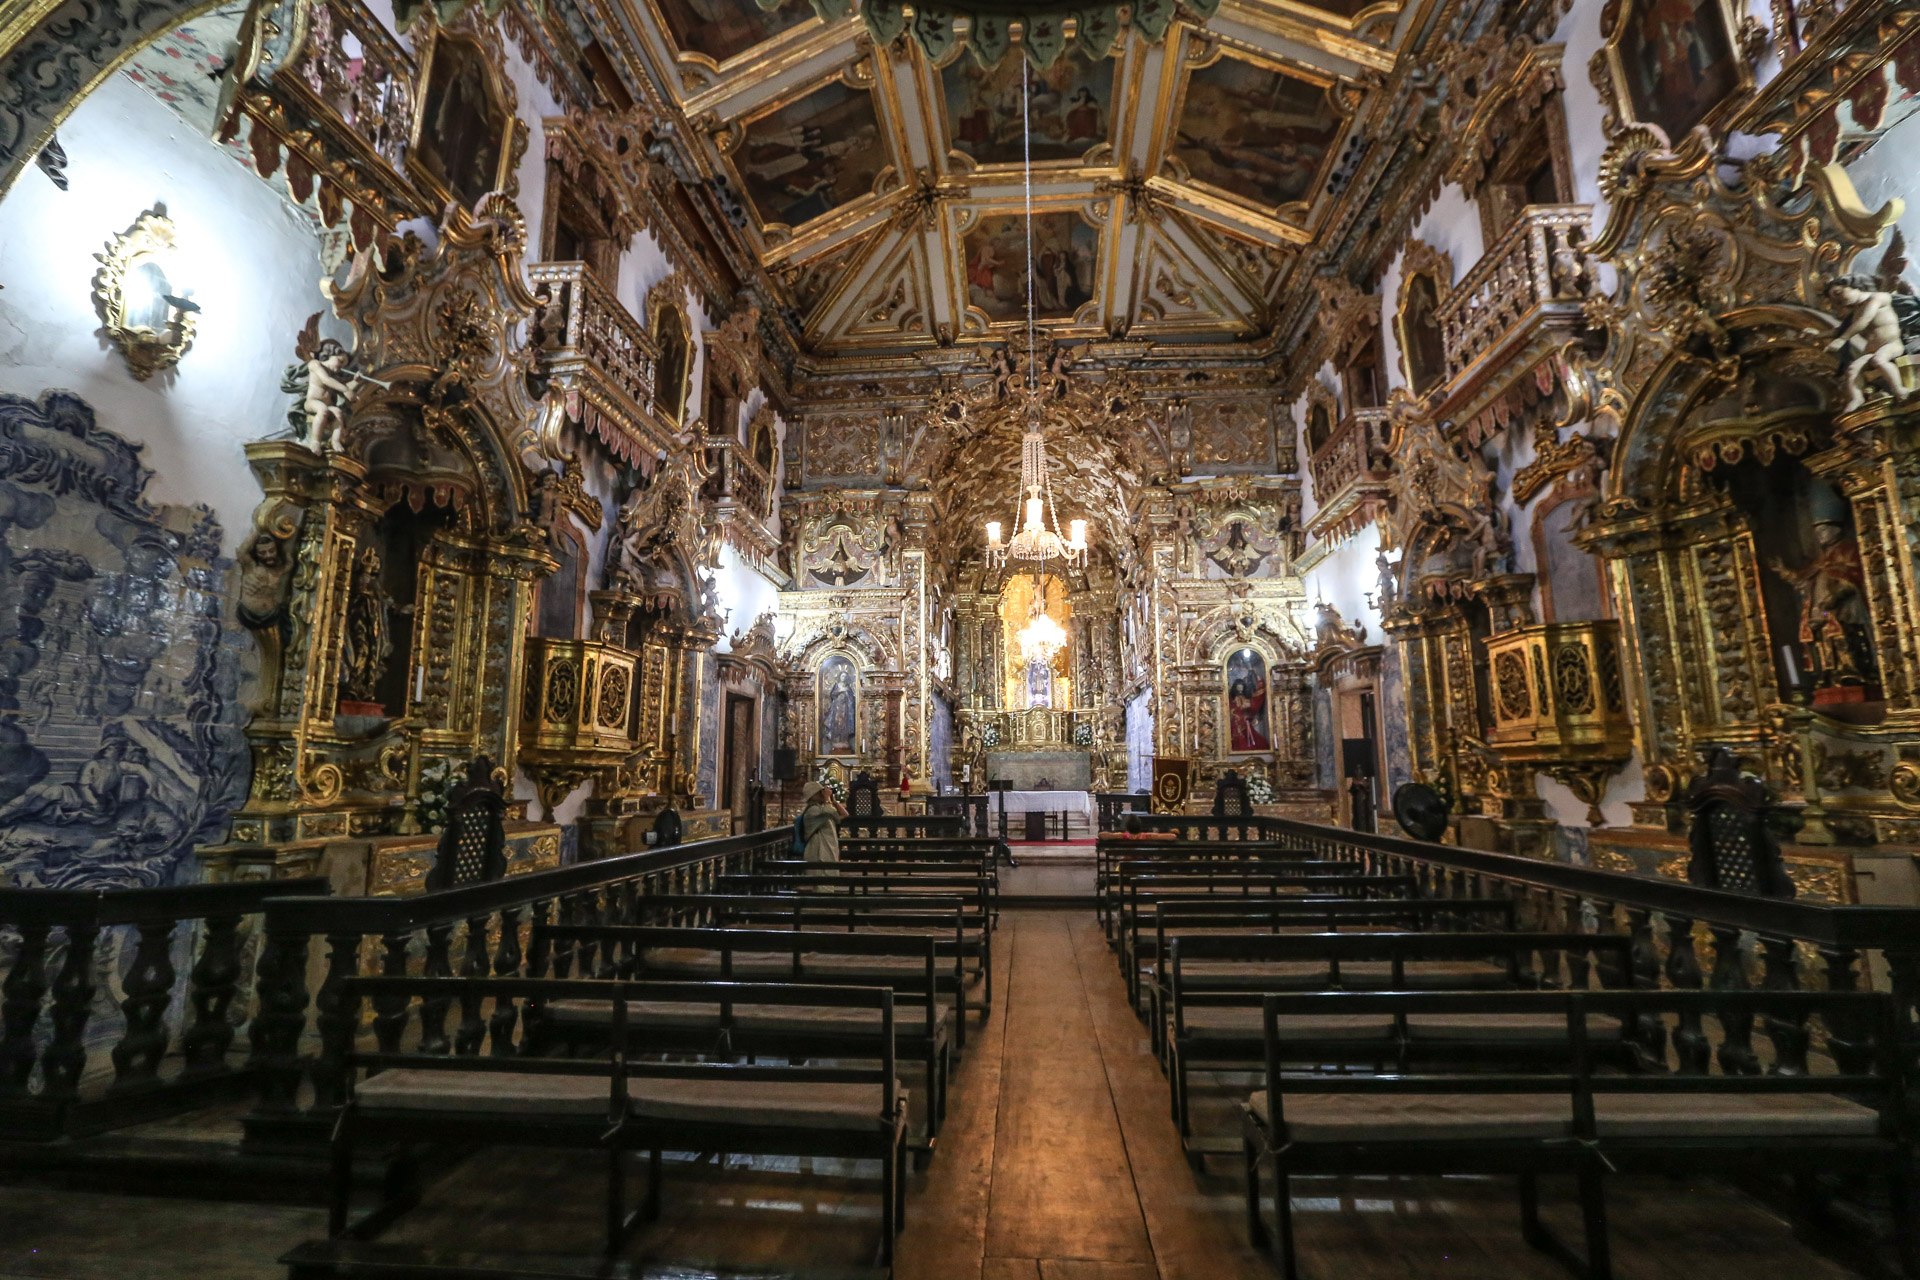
[599,0,1408,358]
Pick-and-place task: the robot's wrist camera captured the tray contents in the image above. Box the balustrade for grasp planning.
[1435,204,1593,386]
[703,436,777,524]
[0,876,328,1140]
[1306,407,1393,533]
[290,0,414,171]
[529,262,664,457]
[242,828,787,1147]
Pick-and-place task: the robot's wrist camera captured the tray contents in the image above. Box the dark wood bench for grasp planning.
[1098,856,1353,931]
[608,892,988,1046]
[321,975,909,1266]
[527,923,955,1143]
[1113,872,1416,960]
[1130,896,1522,1029]
[1095,839,1328,919]
[1241,988,1913,1280]
[1167,931,1635,1146]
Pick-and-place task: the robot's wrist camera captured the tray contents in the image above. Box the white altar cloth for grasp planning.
[992,790,1093,817]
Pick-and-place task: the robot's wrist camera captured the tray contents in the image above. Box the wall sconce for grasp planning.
[92,204,199,381]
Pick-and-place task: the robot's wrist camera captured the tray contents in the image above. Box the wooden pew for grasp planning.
[318,975,909,1266]
[1129,896,1522,1030]
[1241,988,1913,1280]
[1166,930,1634,1147]
[1103,861,1384,943]
[528,923,956,1143]
[1113,872,1416,967]
[1098,856,1352,932]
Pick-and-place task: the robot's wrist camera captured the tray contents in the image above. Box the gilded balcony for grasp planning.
[1304,407,1394,542]
[702,435,780,565]
[529,262,668,462]
[1433,205,1593,443]
[1483,619,1635,823]
[228,0,425,232]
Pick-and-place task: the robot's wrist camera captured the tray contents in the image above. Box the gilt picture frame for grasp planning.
[407,25,519,209]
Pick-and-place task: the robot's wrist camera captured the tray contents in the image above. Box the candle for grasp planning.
[1781,644,1799,687]
[414,663,425,702]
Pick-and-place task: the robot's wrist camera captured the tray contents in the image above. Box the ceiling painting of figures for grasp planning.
[652,0,813,65]
[962,212,1099,323]
[1172,57,1341,212]
[735,82,889,229]
[943,52,1116,167]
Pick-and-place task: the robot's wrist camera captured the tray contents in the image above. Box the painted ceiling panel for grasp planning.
[942,51,1116,167]
[1170,55,1341,213]
[653,0,813,65]
[735,81,888,229]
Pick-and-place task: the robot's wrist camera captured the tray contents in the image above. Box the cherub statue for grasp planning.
[280,313,377,453]
[1826,231,1920,411]
[1374,547,1399,608]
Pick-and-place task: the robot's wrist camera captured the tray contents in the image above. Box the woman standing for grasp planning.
[799,780,846,864]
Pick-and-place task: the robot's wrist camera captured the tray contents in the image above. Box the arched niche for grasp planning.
[816,653,860,758]
[1304,383,1339,455]
[1222,645,1274,755]
[1395,240,1452,398]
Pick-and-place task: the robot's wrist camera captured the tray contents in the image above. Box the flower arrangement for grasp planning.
[1244,770,1275,805]
[1072,721,1094,747]
[416,757,454,834]
[979,724,1001,748]
[815,772,848,805]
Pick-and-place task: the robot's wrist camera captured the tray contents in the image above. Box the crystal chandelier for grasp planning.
[1017,607,1067,666]
[982,53,1089,575]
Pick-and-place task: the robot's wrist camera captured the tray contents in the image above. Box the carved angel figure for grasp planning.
[1827,232,1920,411]
[280,312,366,453]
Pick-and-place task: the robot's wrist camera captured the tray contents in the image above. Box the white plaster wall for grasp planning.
[1304,521,1386,642]
[1536,751,1646,829]
[0,74,332,556]
[1375,182,1485,399]
[1555,0,1616,224]
[711,544,781,654]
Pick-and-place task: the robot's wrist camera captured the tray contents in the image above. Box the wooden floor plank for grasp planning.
[1067,916,1275,1280]
[984,915,1154,1265]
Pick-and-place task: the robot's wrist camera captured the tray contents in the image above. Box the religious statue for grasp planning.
[1374,547,1399,608]
[1825,234,1920,412]
[1770,497,1876,689]
[339,545,395,707]
[280,313,384,453]
[235,503,301,636]
[605,469,683,595]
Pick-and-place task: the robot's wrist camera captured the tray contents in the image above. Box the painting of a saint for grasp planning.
[1619,0,1737,140]
[944,52,1114,166]
[736,83,887,229]
[819,655,857,754]
[1225,648,1270,754]
[1399,272,1447,395]
[1173,58,1339,211]
[652,0,812,66]
[413,36,508,208]
[963,213,1098,323]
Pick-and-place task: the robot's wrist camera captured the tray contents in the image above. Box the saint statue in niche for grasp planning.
[1026,660,1053,709]
[1769,493,1878,696]
[819,656,857,755]
[339,546,395,709]
[1225,647,1270,753]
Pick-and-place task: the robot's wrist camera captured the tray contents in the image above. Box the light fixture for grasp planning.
[92,204,199,380]
[1017,609,1067,666]
[982,59,1090,575]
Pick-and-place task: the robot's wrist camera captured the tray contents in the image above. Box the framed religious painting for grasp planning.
[408,27,520,208]
[817,655,859,756]
[1394,240,1453,399]
[1597,0,1751,144]
[1168,48,1345,220]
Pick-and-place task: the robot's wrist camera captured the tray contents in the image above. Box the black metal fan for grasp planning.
[1392,782,1450,843]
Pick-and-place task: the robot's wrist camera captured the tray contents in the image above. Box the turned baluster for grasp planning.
[594,893,618,980]
[1819,946,1869,1074]
[418,922,455,1055]
[1757,934,1809,1075]
[1708,924,1760,1075]
[0,923,52,1096]
[1880,947,1920,1106]
[454,916,490,1055]
[39,924,101,1105]
[370,932,412,1055]
[488,906,523,1055]
[1665,915,1710,1072]
[1622,907,1666,1057]
[311,931,365,1109]
[181,913,243,1076]
[110,916,180,1093]
[247,926,312,1113]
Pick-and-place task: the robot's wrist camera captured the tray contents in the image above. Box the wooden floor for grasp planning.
[0,910,1876,1279]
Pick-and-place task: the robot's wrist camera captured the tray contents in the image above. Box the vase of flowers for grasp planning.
[1245,770,1275,805]
[416,757,454,835]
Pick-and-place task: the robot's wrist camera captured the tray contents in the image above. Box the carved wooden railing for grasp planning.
[0,876,329,1140]
[241,828,786,1147]
[1436,204,1593,386]
[1305,404,1397,514]
[1096,792,1151,831]
[703,436,776,523]
[529,261,663,457]
[1127,813,1920,1089]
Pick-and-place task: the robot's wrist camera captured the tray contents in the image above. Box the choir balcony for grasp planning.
[1433,204,1595,440]
[702,433,778,538]
[528,261,666,453]
[1304,406,1394,541]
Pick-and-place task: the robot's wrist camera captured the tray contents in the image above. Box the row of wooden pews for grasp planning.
[297,817,994,1274]
[1099,821,1919,1280]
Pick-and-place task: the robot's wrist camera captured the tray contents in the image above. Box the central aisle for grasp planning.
[897,910,1272,1280]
